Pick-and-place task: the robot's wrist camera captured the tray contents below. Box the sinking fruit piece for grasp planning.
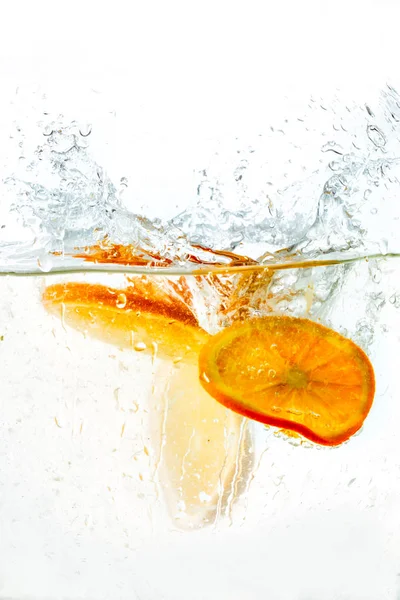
[44,279,253,528]
[199,316,375,446]
[151,360,251,529]
[43,280,207,360]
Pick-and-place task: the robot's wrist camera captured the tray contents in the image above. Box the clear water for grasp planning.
[1,84,400,600]
[1,84,400,272]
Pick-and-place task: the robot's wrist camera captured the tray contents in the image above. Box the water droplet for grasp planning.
[371,269,382,284]
[37,254,53,272]
[116,293,127,308]
[367,124,386,148]
[365,104,375,117]
[42,125,53,136]
[379,239,388,255]
[120,176,128,187]
[79,123,92,137]
[370,292,385,311]
[268,369,276,379]
[389,294,400,308]
[321,141,343,155]
[134,341,147,352]
[370,207,378,215]
[328,160,341,171]
[355,319,374,347]
[364,189,372,200]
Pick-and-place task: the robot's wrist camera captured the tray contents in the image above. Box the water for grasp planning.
[1,262,400,599]
[1,85,400,599]
[1,84,400,274]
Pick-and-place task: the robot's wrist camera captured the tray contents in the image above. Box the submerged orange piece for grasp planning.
[43,280,207,359]
[199,316,375,446]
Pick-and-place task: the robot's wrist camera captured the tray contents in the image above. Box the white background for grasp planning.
[1,3,400,600]
[1,0,400,135]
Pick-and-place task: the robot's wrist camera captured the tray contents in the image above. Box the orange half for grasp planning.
[199,316,375,446]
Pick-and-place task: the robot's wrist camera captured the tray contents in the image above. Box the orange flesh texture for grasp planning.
[43,280,208,360]
[199,316,375,446]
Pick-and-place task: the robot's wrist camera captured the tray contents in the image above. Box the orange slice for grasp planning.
[43,280,206,360]
[43,279,252,528]
[199,316,375,446]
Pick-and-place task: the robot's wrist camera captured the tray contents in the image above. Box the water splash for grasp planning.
[0,84,400,273]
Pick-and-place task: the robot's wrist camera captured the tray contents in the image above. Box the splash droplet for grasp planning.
[367,125,386,148]
[79,123,92,137]
[321,141,343,155]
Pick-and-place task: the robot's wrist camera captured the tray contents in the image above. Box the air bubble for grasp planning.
[134,341,147,352]
[116,293,127,308]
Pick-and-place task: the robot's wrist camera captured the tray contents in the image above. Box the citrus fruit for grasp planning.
[199,316,375,446]
[44,279,252,528]
[43,280,206,360]
[150,360,251,529]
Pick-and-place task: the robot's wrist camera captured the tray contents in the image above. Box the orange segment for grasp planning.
[43,280,206,360]
[199,316,375,446]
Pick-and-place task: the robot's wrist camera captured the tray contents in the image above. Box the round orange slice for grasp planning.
[43,281,207,360]
[199,316,375,446]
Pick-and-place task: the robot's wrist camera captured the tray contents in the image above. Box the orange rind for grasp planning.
[199,316,375,446]
[43,280,207,360]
